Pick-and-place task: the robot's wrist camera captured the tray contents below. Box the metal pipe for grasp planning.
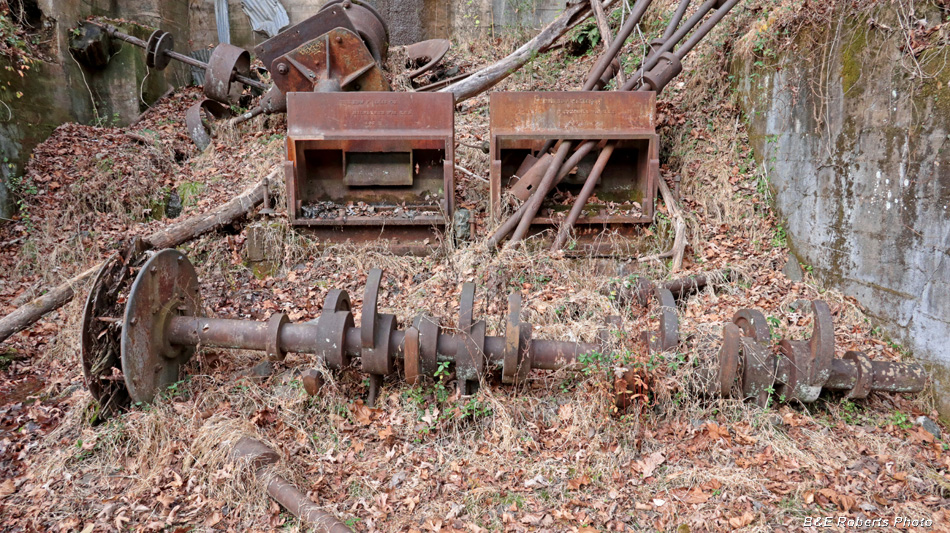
[551,142,616,250]
[662,0,693,41]
[582,0,654,91]
[620,0,736,91]
[488,139,600,247]
[233,437,353,533]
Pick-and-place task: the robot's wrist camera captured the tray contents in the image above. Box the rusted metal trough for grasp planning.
[284,92,455,253]
[490,91,659,253]
[284,91,456,254]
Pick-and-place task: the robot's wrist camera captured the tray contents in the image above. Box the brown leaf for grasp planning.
[568,474,591,490]
[636,452,666,478]
[0,479,14,498]
[728,512,754,528]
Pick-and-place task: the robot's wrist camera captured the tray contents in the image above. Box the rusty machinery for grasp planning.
[490,91,659,253]
[80,248,927,417]
[80,248,600,413]
[284,91,455,252]
[488,0,742,252]
[74,3,458,249]
[629,288,928,407]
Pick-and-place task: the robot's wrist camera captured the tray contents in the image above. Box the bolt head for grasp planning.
[277,63,289,75]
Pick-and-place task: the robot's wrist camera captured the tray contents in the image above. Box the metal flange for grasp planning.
[776,300,834,403]
[718,323,740,397]
[316,289,353,369]
[145,30,174,70]
[121,250,201,404]
[641,287,679,354]
[360,269,395,377]
[457,283,486,394]
[404,326,421,385]
[412,314,440,380]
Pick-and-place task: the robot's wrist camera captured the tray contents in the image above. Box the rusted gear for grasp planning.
[776,301,834,403]
[205,43,251,104]
[121,250,201,404]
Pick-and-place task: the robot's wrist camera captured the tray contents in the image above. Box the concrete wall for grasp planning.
[0,0,189,218]
[733,6,950,414]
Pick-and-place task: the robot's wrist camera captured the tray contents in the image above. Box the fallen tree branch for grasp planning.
[0,168,278,344]
[441,0,615,102]
[591,0,626,85]
[639,177,686,270]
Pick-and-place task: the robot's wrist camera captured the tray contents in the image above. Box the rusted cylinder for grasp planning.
[823,359,927,394]
[233,437,353,533]
[167,317,275,350]
[167,316,600,373]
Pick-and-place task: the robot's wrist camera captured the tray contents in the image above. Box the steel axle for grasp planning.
[81,249,601,411]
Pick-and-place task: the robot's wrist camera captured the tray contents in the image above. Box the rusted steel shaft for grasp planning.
[233,437,353,533]
[98,23,268,91]
[165,316,597,372]
[801,357,927,394]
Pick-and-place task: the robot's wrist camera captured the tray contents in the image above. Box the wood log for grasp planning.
[440,1,616,103]
[0,169,277,344]
[590,0,626,85]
